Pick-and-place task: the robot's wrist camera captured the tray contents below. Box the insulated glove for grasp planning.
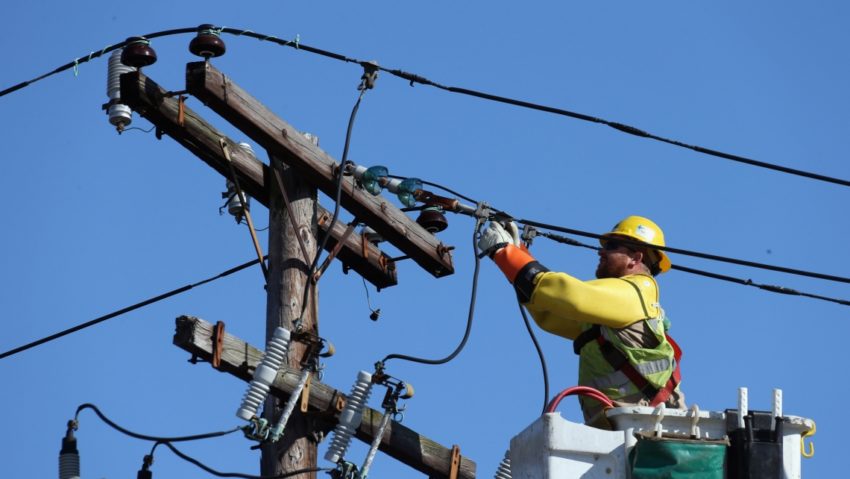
[478,221,520,256]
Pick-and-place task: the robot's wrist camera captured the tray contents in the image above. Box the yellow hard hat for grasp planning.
[600,216,671,274]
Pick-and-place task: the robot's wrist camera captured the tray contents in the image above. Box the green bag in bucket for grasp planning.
[629,432,728,478]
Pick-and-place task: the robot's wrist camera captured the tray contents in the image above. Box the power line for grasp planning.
[157,442,329,479]
[75,403,241,443]
[381,219,483,365]
[533,230,850,307]
[2,26,848,189]
[0,257,263,361]
[519,218,850,285]
[406,176,850,287]
[74,403,327,479]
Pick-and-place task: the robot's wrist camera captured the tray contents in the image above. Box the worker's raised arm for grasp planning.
[524,272,658,332]
[478,223,660,338]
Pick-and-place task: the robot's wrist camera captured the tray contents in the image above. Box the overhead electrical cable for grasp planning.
[517,302,550,414]
[156,442,329,479]
[381,220,483,365]
[404,175,850,288]
[75,403,241,443]
[518,218,850,285]
[403,176,850,302]
[0,257,263,361]
[2,26,849,189]
[672,264,850,307]
[298,82,369,325]
[534,230,850,307]
[73,404,325,479]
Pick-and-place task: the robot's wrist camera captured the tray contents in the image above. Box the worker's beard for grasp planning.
[595,256,626,279]
[595,262,615,279]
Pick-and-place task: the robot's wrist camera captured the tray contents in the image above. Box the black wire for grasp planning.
[672,264,850,307]
[382,220,483,365]
[517,301,549,414]
[361,276,380,316]
[299,88,366,322]
[158,442,329,479]
[75,403,241,442]
[4,26,848,190]
[535,230,850,307]
[519,218,850,285]
[0,257,263,361]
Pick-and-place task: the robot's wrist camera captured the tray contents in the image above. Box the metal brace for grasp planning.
[177,95,186,127]
[449,445,461,479]
[270,157,312,266]
[313,221,358,283]
[212,321,225,369]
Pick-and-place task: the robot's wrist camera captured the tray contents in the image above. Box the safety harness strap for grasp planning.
[574,324,682,406]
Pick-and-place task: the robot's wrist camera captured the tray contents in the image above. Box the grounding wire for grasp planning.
[381,219,483,365]
[75,403,241,443]
[2,27,849,190]
[518,218,850,285]
[0,257,263,361]
[517,300,550,415]
[535,230,850,307]
[155,441,329,479]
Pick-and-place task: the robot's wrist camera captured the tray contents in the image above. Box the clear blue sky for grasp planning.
[2,1,847,477]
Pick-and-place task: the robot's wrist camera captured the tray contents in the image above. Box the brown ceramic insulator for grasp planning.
[120,37,157,68]
[417,209,449,233]
[189,25,226,58]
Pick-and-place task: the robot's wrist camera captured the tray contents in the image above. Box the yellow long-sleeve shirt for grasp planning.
[523,271,661,339]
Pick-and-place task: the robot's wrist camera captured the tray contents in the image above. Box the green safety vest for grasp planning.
[575,313,676,403]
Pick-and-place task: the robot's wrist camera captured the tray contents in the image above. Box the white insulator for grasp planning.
[236,327,291,421]
[494,450,511,479]
[58,453,80,479]
[324,370,374,463]
[302,132,319,146]
[226,180,249,217]
[106,49,136,128]
[238,142,257,158]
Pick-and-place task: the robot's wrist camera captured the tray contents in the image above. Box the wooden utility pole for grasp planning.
[262,153,319,477]
[121,62,466,478]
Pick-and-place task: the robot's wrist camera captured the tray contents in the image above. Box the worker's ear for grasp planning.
[629,250,645,269]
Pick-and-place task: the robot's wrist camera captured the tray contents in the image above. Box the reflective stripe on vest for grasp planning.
[587,370,630,390]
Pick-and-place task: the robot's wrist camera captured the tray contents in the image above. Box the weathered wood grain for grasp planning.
[173,316,476,479]
[119,71,397,289]
[185,62,454,278]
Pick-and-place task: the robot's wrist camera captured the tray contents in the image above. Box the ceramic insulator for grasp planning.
[236,327,291,421]
[494,450,511,479]
[324,370,373,463]
[106,49,135,128]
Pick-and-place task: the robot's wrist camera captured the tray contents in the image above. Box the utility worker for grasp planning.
[478,216,684,426]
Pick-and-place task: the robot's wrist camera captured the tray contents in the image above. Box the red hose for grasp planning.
[545,386,613,413]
